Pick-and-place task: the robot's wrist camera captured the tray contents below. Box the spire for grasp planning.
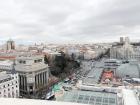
[7,38,13,42]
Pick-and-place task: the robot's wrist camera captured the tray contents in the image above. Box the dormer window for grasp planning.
[34,60,37,63]
[34,59,42,63]
[23,61,26,64]
[19,60,22,64]
[19,60,26,64]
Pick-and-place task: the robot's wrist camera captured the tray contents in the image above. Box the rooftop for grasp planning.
[15,63,48,72]
[0,71,12,84]
[116,62,140,78]
[17,54,44,60]
[58,90,117,105]
[0,60,13,66]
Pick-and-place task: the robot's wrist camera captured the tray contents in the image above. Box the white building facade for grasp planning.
[15,54,50,97]
[110,37,140,61]
[0,71,19,98]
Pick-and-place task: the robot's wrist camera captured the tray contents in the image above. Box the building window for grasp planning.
[16,85,18,88]
[12,92,14,98]
[3,85,5,88]
[8,93,11,98]
[126,75,130,77]
[19,60,22,63]
[23,61,26,64]
[38,59,42,62]
[34,59,42,63]
[8,84,10,86]
[8,88,10,91]
[12,87,14,89]
[29,86,33,90]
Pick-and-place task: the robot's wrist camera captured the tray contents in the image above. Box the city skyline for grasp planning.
[0,0,140,44]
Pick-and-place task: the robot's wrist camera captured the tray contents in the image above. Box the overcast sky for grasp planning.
[0,0,140,44]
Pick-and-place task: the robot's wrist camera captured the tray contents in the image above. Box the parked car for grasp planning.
[46,91,55,100]
[64,78,70,83]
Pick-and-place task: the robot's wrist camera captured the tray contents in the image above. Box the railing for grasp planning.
[0,77,12,84]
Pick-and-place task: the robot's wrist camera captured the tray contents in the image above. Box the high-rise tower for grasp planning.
[6,39,15,50]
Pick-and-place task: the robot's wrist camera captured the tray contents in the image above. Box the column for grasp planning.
[35,75,37,89]
[37,74,39,88]
[41,72,44,86]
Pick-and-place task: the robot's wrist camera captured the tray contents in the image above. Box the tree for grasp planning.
[54,55,66,72]
[71,53,75,61]
[44,55,48,64]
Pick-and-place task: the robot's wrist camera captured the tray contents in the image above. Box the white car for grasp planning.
[46,91,55,100]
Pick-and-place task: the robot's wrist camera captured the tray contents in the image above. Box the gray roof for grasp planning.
[83,68,103,85]
[59,90,117,105]
[116,63,140,78]
[0,72,12,84]
[15,63,49,72]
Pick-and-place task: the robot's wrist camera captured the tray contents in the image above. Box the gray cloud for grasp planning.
[0,0,140,44]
